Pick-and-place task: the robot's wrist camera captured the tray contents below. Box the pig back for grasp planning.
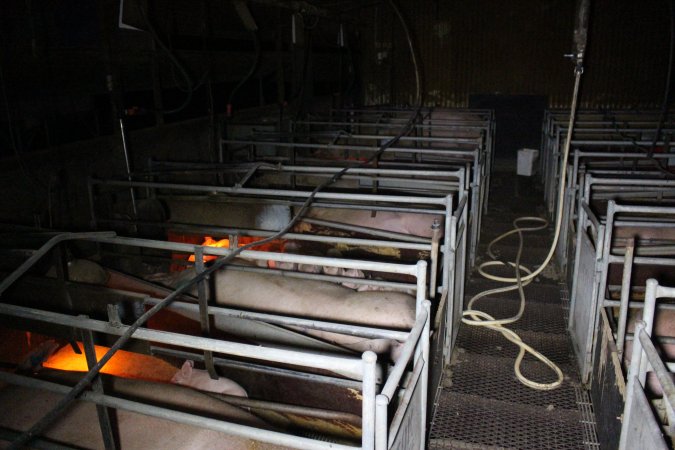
[301,207,442,239]
[214,269,417,329]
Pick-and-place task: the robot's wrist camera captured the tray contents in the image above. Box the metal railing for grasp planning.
[555,151,672,271]
[0,232,432,449]
[88,164,467,303]
[619,279,675,450]
[540,108,675,217]
[569,200,675,383]
[222,107,493,267]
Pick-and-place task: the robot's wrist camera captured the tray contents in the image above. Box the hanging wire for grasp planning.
[8,1,422,447]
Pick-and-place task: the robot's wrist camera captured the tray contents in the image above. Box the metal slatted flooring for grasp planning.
[428,172,599,450]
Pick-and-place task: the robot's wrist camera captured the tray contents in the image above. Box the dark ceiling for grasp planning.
[1,0,673,154]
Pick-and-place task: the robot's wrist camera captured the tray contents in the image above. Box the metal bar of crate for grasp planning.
[0,371,359,450]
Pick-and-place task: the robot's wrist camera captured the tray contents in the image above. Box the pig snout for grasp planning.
[171,360,248,397]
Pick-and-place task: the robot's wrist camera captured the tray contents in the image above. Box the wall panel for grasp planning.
[360,0,670,109]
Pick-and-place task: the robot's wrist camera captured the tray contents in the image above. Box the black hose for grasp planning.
[649,0,675,158]
[0,47,47,192]
[292,30,314,121]
[138,4,194,115]
[600,109,675,178]
[389,0,421,107]
[9,1,422,447]
[227,31,262,117]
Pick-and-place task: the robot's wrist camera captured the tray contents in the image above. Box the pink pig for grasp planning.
[171,360,248,397]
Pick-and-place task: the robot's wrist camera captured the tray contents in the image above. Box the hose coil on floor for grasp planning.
[462,57,585,391]
[462,217,564,390]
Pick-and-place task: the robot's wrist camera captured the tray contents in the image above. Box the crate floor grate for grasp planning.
[429,171,598,449]
[429,392,587,450]
[464,281,563,303]
[447,353,580,410]
[462,297,569,334]
[454,327,575,367]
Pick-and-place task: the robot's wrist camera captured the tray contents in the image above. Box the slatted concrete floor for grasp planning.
[428,172,600,450]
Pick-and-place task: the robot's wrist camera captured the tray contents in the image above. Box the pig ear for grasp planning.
[181,360,193,377]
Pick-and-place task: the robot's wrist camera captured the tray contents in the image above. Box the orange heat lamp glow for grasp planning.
[187,235,287,263]
[43,343,178,382]
[188,236,231,262]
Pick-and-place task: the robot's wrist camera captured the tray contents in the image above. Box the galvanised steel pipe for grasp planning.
[97,218,433,250]
[87,235,423,276]
[0,372,358,450]
[90,178,450,206]
[0,302,367,380]
[144,297,411,341]
[0,231,116,296]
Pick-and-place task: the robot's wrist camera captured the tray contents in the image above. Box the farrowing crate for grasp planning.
[540,109,675,216]
[618,279,675,450]
[88,163,469,373]
[0,232,433,450]
[569,200,675,384]
[556,151,674,274]
[222,131,486,268]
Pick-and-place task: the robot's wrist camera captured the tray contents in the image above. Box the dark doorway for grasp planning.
[469,94,547,167]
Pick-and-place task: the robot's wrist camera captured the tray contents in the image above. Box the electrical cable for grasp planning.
[601,111,675,178]
[8,0,421,447]
[461,56,585,391]
[227,30,262,117]
[464,2,667,387]
[649,0,675,159]
[137,4,194,115]
[596,0,675,179]
[343,40,357,98]
[171,68,209,94]
[0,56,47,193]
[291,30,314,122]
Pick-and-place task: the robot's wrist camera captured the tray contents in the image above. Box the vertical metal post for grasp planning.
[583,221,606,383]
[568,176,590,328]
[428,220,441,298]
[441,195,454,349]
[53,241,68,274]
[119,118,138,219]
[616,238,635,358]
[469,184,479,267]
[585,199,617,377]
[54,244,79,349]
[375,395,388,450]
[442,195,453,296]
[415,260,428,314]
[643,279,659,340]
[87,177,98,230]
[558,167,571,270]
[194,246,218,379]
[150,39,164,126]
[81,328,118,450]
[420,300,431,450]
[478,151,485,245]
[456,197,469,350]
[572,151,580,199]
[361,351,377,450]
[619,321,645,450]
[146,158,156,199]
[640,279,659,385]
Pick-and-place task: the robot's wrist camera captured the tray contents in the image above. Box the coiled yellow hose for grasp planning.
[462,66,583,390]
